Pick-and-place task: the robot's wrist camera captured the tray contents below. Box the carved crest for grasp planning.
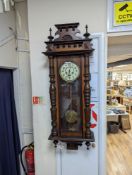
[54,23,81,41]
[44,23,93,56]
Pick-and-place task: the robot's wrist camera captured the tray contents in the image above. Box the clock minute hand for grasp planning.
[68,69,71,77]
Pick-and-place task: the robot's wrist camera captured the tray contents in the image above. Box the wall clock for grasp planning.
[59,61,80,82]
[43,23,95,150]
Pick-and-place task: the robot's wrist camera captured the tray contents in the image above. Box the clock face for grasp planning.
[59,62,80,82]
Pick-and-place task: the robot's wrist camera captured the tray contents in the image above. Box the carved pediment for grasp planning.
[44,23,93,56]
[54,23,81,41]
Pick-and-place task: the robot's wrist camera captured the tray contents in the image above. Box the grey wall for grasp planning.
[14,0,33,147]
[0,2,33,175]
[0,11,17,68]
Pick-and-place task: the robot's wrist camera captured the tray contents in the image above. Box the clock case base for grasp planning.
[49,131,95,150]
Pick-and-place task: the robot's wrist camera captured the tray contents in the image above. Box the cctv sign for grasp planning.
[114,1,132,26]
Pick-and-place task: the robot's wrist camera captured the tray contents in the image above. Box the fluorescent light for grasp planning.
[115,65,127,68]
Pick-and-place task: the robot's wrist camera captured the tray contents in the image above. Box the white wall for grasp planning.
[27,0,106,175]
[0,11,17,68]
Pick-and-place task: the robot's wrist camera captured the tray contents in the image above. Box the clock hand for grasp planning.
[68,69,71,77]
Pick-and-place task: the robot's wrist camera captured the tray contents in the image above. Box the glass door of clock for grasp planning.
[59,78,83,136]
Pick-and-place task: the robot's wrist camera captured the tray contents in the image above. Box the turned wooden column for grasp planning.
[84,54,91,139]
[49,56,58,137]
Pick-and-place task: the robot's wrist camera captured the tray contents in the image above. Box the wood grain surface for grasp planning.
[107,115,132,175]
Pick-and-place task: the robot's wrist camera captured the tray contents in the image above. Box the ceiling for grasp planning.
[108,54,132,64]
[108,35,132,46]
[108,64,132,72]
[108,35,132,65]
[14,0,26,2]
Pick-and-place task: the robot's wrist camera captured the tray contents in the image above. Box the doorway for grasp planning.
[107,35,132,175]
[0,68,21,175]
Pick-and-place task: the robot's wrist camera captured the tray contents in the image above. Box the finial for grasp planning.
[86,142,91,150]
[48,28,54,41]
[83,25,90,39]
[86,25,88,33]
[53,140,58,148]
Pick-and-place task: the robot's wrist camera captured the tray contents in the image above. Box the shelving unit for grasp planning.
[107,71,132,133]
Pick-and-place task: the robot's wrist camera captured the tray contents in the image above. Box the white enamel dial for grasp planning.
[59,62,80,82]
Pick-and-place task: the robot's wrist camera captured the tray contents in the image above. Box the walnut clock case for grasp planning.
[43,23,95,150]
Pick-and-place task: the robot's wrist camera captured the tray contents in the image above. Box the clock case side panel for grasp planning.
[83,54,95,146]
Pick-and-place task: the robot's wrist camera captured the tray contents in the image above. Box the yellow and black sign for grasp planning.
[114,1,132,26]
